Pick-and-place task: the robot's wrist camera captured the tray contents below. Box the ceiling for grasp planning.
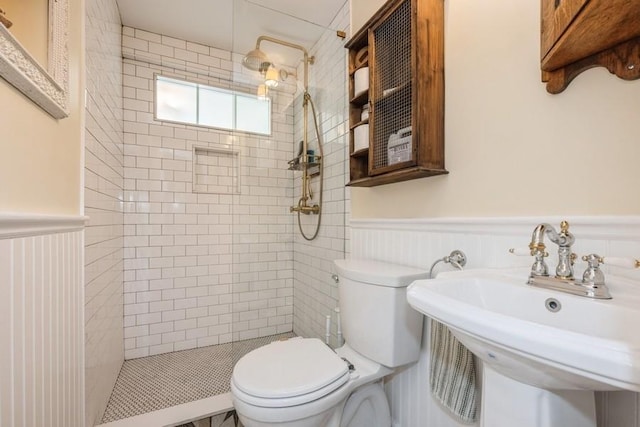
[115,0,348,68]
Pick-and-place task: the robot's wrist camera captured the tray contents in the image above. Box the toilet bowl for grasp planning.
[231,338,392,427]
[230,259,429,427]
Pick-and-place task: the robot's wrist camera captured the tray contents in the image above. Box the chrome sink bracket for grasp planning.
[429,250,467,278]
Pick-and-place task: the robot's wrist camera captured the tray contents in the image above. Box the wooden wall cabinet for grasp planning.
[345,0,447,187]
[541,0,640,93]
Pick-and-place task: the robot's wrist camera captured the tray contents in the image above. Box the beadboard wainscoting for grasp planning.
[0,215,85,427]
[349,217,640,427]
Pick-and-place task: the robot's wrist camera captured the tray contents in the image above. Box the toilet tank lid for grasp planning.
[334,259,429,288]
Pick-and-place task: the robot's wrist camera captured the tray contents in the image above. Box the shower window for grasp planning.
[155,75,271,135]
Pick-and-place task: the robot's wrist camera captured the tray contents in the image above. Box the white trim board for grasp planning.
[350,216,640,240]
[97,393,234,427]
[0,213,87,239]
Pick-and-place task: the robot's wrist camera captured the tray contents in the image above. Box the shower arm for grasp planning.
[255,36,315,91]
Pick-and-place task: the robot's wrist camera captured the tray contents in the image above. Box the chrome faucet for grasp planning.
[512,221,640,299]
[511,220,611,299]
[528,221,576,280]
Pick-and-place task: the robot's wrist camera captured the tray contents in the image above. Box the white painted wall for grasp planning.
[350,0,640,218]
[0,218,85,427]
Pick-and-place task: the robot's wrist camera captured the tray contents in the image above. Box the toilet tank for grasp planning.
[334,259,428,368]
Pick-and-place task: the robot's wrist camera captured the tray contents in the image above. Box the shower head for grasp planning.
[242,48,272,72]
[243,36,314,91]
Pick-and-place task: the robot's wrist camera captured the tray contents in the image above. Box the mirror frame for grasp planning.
[0,0,69,119]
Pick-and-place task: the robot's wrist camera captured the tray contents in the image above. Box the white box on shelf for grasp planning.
[387,127,412,165]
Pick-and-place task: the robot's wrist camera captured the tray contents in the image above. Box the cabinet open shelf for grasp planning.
[350,90,369,105]
[351,148,369,158]
[350,119,369,130]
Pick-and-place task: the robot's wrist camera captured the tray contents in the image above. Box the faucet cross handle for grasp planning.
[509,247,549,277]
[582,254,605,286]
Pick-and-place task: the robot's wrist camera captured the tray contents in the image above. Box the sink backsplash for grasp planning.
[348,216,640,427]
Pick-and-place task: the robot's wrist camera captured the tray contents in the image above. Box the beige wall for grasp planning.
[0,0,84,215]
[350,0,384,35]
[350,0,640,218]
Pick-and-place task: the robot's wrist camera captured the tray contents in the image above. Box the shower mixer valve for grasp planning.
[290,200,320,215]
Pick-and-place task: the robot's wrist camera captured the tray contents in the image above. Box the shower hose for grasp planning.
[297,92,324,241]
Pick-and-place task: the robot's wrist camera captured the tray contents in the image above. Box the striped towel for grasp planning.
[430,320,478,423]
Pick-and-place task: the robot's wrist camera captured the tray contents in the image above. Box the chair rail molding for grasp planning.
[350,216,640,241]
[0,213,87,239]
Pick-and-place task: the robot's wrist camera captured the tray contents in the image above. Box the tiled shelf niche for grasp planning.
[192,146,241,194]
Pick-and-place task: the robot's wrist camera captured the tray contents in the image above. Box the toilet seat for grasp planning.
[232,338,351,408]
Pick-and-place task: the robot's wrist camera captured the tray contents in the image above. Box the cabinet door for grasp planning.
[369,0,415,176]
[541,0,589,60]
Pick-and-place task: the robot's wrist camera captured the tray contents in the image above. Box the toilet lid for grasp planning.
[232,338,350,400]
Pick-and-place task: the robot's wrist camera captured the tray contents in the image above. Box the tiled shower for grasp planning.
[120,26,297,358]
[85,0,350,424]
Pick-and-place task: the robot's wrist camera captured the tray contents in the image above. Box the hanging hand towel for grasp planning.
[430,319,478,423]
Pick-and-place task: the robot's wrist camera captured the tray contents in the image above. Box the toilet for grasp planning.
[230,259,428,427]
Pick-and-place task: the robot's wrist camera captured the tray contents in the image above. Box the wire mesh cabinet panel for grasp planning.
[370,0,413,175]
[345,0,447,186]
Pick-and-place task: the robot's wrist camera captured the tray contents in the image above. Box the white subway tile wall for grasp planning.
[122,27,296,358]
[193,147,240,195]
[351,217,640,427]
[85,0,125,425]
[292,3,350,345]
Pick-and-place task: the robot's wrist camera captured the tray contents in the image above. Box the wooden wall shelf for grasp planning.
[541,0,640,93]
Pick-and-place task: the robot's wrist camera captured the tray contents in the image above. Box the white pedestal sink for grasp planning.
[407,269,640,427]
[482,366,596,427]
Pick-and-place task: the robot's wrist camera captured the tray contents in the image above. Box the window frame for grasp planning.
[153,74,272,136]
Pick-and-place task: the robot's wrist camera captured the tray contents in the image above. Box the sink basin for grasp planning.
[407,268,640,392]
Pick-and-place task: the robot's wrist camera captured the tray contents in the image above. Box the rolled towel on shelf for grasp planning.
[430,319,478,424]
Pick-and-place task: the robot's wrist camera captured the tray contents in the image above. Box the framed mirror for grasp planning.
[0,0,69,119]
